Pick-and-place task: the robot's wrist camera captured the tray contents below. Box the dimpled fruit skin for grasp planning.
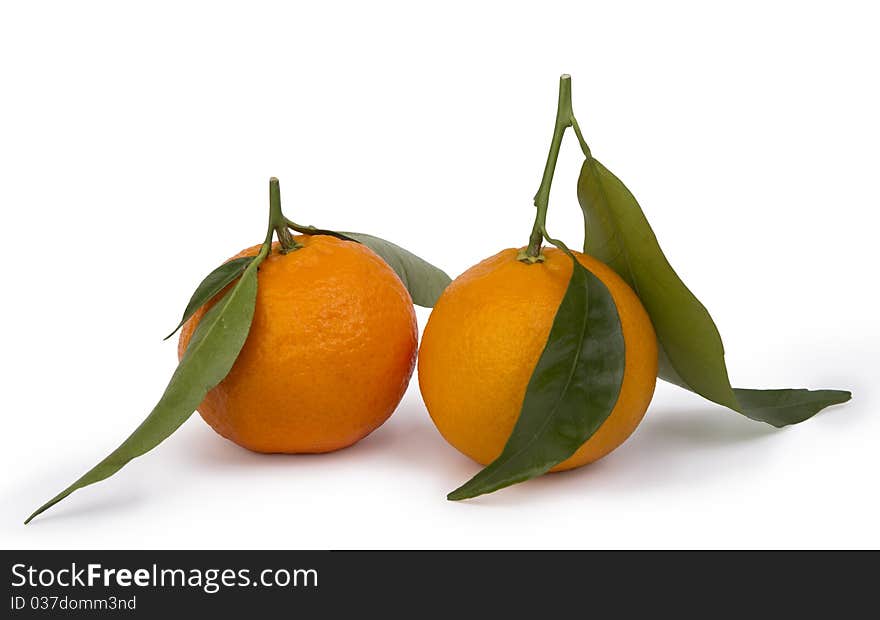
[418,247,658,472]
[178,235,417,453]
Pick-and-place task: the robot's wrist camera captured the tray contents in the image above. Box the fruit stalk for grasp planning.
[268,177,301,253]
[523,74,590,262]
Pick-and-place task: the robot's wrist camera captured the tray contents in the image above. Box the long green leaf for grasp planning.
[283,227,451,307]
[340,232,451,307]
[731,388,852,427]
[448,252,625,500]
[25,258,261,523]
[164,256,254,340]
[577,157,851,427]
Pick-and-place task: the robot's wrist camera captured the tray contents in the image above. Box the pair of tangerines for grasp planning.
[180,234,657,473]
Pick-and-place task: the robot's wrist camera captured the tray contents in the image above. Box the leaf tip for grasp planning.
[447,483,480,502]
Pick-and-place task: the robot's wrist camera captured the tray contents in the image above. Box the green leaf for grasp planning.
[448,252,625,500]
[731,388,852,427]
[577,156,851,427]
[164,256,254,340]
[340,232,452,307]
[25,258,261,524]
[283,225,451,307]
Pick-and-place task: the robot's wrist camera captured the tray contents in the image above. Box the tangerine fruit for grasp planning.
[179,235,418,453]
[418,247,657,471]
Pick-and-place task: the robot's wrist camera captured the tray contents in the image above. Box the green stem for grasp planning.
[267,177,301,253]
[282,217,351,241]
[521,74,590,262]
[570,116,592,159]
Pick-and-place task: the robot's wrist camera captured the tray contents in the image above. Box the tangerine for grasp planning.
[179,235,418,453]
[418,247,657,471]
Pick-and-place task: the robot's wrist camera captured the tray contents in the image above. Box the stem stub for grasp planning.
[521,74,589,263]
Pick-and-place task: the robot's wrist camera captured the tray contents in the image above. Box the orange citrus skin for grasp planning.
[418,247,658,472]
[179,235,417,454]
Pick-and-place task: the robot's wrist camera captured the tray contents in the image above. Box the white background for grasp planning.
[1,1,877,550]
